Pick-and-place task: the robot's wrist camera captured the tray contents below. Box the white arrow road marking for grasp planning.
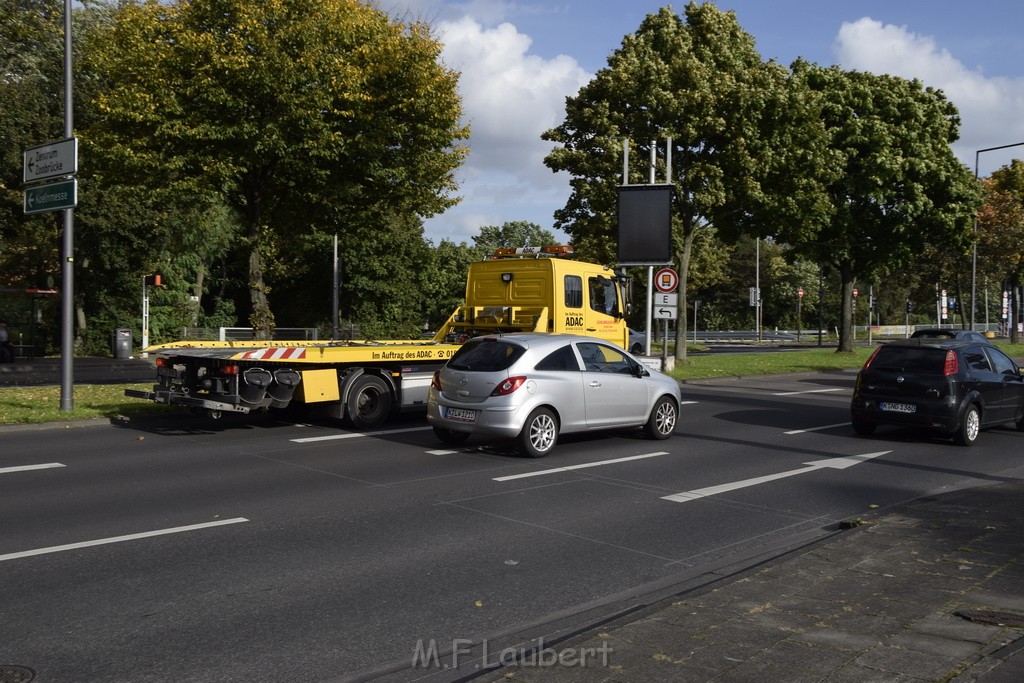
[772,388,844,396]
[661,451,890,503]
[0,463,65,475]
[494,452,671,481]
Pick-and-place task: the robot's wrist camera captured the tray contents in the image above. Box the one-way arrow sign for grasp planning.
[661,451,891,503]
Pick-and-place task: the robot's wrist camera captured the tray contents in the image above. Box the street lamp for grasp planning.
[972,141,1024,330]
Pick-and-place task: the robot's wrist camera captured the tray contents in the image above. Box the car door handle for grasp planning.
[589,381,601,387]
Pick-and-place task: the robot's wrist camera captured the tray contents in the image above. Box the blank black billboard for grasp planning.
[617,184,673,265]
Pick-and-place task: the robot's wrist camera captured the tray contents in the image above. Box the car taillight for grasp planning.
[863,346,882,369]
[943,350,958,376]
[491,376,526,396]
[431,370,442,390]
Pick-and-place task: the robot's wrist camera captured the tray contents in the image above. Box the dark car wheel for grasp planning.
[433,425,470,444]
[346,374,392,429]
[954,405,980,446]
[644,396,678,440]
[852,421,876,436]
[518,407,558,457]
[630,343,643,354]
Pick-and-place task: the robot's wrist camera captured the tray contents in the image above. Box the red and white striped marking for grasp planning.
[237,347,306,360]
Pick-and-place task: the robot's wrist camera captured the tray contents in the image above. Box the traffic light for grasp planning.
[906,299,913,313]
[144,274,164,287]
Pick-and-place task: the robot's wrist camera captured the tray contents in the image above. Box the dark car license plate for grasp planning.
[879,402,916,414]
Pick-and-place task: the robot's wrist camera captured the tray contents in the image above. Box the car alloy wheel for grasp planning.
[955,405,980,446]
[519,407,558,457]
[644,396,678,439]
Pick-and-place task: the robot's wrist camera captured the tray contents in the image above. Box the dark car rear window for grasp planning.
[448,339,526,372]
[872,346,947,373]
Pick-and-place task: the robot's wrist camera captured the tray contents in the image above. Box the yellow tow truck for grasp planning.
[125,246,633,429]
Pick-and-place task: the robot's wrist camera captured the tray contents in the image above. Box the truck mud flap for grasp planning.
[124,388,252,414]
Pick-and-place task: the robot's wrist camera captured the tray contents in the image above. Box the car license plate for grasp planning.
[444,407,477,422]
[879,402,916,414]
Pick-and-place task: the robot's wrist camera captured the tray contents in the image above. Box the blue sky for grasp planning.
[381,1,1024,244]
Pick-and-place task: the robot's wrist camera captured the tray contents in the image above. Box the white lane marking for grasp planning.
[427,450,460,455]
[662,451,890,503]
[784,422,851,435]
[0,518,249,563]
[493,452,670,482]
[291,426,433,443]
[0,463,65,475]
[772,388,844,396]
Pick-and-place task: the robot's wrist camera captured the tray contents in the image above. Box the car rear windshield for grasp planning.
[872,346,947,374]
[448,339,527,372]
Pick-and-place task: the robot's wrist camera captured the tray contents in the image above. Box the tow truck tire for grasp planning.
[346,374,392,429]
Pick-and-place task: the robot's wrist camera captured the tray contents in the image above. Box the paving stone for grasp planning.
[961,590,1024,613]
[712,639,857,682]
[792,572,889,603]
[793,627,882,652]
[887,631,982,658]
[912,613,1004,644]
[821,663,927,682]
[823,611,907,639]
[854,644,963,679]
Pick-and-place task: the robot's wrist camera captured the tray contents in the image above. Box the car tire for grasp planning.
[433,425,470,444]
[852,421,876,436]
[644,396,678,440]
[518,407,558,458]
[346,374,392,429]
[954,405,980,446]
[630,343,643,355]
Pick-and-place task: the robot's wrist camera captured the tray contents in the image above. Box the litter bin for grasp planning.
[111,328,132,359]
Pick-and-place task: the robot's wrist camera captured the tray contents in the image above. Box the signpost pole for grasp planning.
[59,0,74,411]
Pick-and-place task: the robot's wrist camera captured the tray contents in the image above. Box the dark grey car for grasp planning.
[851,340,1024,445]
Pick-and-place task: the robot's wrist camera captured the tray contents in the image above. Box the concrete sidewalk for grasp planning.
[488,482,1024,682]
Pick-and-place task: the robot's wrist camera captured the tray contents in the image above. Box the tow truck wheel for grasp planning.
[346,374,392,429]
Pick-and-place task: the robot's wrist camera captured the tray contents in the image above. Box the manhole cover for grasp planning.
[955,610,1024,627]
[0,665,35,683]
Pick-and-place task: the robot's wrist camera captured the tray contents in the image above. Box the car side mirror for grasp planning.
[633,364,649,378]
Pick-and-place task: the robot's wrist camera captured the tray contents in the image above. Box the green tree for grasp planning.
[472,221,558,253]
[544,4,789,361]
[772,63,980,352]
[86,0,467,339]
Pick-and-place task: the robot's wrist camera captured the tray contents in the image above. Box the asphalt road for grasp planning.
[3,371,1024,681]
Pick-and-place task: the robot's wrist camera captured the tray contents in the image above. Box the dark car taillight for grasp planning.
[863,346,882,369]
[943,350,959,376]
[491,376,526,396]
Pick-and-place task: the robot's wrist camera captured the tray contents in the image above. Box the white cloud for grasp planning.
[422,16,591,242]
[834,18,1024,173]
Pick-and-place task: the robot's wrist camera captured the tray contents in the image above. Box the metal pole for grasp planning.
[649,141,656,184]
[645,267,653,356]
[332,234,339,339]
[141,277,149,350]
[755,238,761,342]
[622,138,629,185]
[59,0,74,411]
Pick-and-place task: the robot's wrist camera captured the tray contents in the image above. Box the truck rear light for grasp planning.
[943,350,959,376]
[491,376,526,396]
[220,364,239,376]
[155,357,169,368]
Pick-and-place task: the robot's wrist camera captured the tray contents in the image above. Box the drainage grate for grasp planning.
[955,610,1024,628]
[0,665,35,683]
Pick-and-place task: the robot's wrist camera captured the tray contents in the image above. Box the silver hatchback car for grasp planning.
[427,333,682,457]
